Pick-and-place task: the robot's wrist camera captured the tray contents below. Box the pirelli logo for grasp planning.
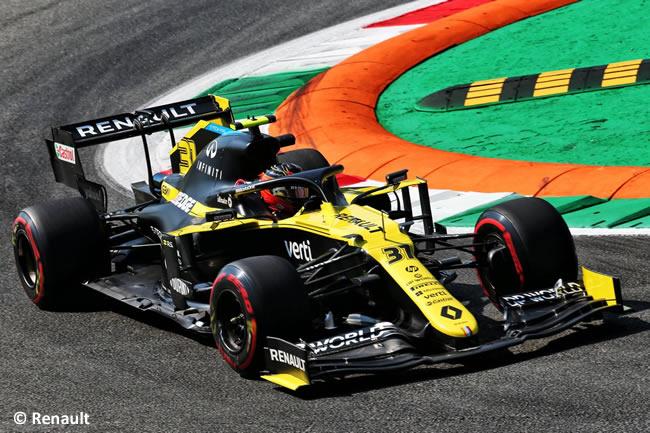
[417,59,650,111]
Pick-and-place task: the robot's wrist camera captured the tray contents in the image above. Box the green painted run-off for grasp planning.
[197,67,329,118]
[439,196,650,229]
[377,0,650,167]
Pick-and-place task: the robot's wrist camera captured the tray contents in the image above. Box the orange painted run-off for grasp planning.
[270,0,648,199]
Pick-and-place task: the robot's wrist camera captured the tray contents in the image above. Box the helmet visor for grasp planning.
[271,185,310,199]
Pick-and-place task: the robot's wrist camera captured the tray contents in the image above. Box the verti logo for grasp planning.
[284,240,312,261]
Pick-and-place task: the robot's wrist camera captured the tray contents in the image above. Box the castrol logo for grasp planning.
[54,142,76,164]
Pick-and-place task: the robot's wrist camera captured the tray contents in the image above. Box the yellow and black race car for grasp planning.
[12,95,626,390]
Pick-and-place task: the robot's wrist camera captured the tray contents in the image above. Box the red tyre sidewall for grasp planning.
[475,217,525,288]
[474,213,526,305]
[210,271,259,373]
[13,214,46,304]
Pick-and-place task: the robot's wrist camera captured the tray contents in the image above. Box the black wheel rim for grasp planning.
[216,290,247,354]
[476,231,521,300]
[480,232,504,295]
[16,232,37,290]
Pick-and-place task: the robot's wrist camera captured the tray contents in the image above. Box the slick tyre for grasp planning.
[473,197,577,307]
[12,198,110,310]
[210,256,310,378]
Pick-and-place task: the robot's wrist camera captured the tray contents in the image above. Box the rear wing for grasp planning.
[51,95,232,147]
[46,95,234,210]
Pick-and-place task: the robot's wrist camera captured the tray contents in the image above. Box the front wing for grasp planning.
[261,267,626,390]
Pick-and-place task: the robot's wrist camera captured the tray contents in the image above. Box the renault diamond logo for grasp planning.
[441,305,462,320]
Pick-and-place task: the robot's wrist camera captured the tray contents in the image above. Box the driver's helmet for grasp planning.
[260,162,309,217]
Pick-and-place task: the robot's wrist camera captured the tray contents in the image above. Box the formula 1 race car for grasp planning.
[12,94,626,390]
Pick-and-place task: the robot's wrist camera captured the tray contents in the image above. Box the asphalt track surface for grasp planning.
[1,1,648,432]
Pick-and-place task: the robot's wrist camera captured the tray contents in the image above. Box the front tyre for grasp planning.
[210,256,309,377]
[473,197,577,307]
[12,198,110,310]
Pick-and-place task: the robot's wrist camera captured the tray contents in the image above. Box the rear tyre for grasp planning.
[473,197,577,307]
[12,198,110,310]
[210,256,310,377]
